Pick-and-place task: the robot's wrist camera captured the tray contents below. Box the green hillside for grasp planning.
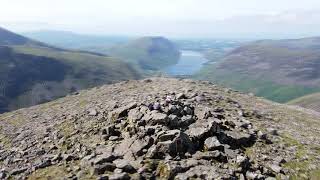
[0,27,141,113]
[288,93,320,112]
[196,37,320,103]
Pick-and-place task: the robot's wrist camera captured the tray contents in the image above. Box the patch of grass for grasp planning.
[280,134,319,179]
[28,166,68,180]
[5,113,26,127]
[0,134,11,148]
[157,161,171,179]
[27,164,96,180]
[57,121,75,138]
[78,99,88,108]
[311,169,320,180]
[244,147,254,158]
[283,162,320,180]
[281,134,307,159]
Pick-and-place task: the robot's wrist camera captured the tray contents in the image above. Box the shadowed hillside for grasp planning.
[0,27,141,113]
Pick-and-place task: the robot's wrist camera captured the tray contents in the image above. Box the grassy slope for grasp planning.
[196,66,320,103]
[195,38,320,103]
[13,46,140,85]
[287,93,320,112]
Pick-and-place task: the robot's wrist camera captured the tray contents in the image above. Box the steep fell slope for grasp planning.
[0,78,319,179]
[0,27,45,46]
[0,45,140,113]
[197,37,320,102]
[0,27,141,113]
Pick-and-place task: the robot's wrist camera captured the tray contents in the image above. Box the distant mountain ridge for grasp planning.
[23,30,131,53]
[109,36,181,70]
[24,31,181,71]
[197,37,320,102]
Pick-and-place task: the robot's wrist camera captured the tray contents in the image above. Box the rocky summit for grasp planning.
[0,78,320,179]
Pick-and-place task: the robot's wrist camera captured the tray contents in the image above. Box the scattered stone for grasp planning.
[91,163,116,175]
[93,153,117,165]
[142,111,168,125]
[269,164,282,173]
[153,102,161,111]
[109,102,137,121]
[195,95,205,102]
[34,159,52,169]
[267,128,279,136]
[63,154,78,161]
[246,171,258,179]
[113,159,136,173]
[31,114,38,118]
[204,136,223,151]
[186,119,221,140]
[219,130,256,148]
[176,93,187,99]
[109,136,121,141]
[109,172,130,180]
[143,79,152,83]
[193,151,227,162]
[88,108,98,116]
[128,108,143,123]
[10,167,28,175]
[1,78,305,179]
[97,175,109,180]
[150,130,194,158]
[0,170,7,179]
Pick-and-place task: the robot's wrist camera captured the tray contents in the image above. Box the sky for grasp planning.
[1,0,320,38]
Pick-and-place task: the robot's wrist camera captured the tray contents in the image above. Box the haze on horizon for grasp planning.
[1,0,320,39]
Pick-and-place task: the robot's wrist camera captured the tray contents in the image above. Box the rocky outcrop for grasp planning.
[0,78,319,179]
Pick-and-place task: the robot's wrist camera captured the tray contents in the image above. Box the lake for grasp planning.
[164,50,209,76]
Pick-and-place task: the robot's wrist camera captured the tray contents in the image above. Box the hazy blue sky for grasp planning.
[1,0,320,38]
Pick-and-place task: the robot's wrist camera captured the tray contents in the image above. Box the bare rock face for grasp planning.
[0,78,319,179]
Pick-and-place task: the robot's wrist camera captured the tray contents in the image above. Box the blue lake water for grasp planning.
[164,50,209,76]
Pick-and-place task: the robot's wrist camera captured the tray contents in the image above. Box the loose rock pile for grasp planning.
[0,79,302,179]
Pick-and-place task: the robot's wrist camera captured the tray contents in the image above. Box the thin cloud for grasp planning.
[1,0,320,38]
